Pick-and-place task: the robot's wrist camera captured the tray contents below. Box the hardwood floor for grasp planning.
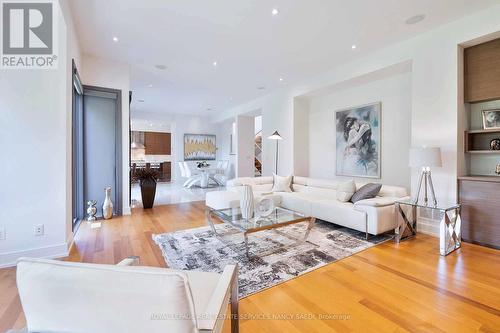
[1,201,499,332]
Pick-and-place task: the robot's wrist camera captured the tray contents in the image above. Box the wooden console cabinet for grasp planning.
[458,177,500,249]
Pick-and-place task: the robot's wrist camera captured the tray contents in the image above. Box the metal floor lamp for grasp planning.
[268,131,283,174]
[409,147,442,206]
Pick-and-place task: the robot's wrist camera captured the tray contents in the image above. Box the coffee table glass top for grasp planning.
[212,207,308,232]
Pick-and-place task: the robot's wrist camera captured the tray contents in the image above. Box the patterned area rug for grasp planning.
[153,220,391,297]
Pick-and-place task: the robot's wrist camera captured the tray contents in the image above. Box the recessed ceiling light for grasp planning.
[138,99,145,103]
[351,45,357,50]
[148,84,153,88]
[258,86,266,90]
[213,61,218,66]
[149,123,153,127]
[112,36,119,42]
[279,78,284,82]
[406,14,426,25]
[272,8,279,16]
[155,64,167,70]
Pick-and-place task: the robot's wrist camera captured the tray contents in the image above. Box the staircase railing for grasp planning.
[254,131,262,177]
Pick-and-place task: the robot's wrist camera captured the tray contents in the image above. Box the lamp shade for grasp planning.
[267,131,283,140]
[409,147,442,168]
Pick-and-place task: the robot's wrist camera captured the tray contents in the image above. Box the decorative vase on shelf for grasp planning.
[240,185,254,220]
[102,187,113,219]
[490,138,500,150]
[86,200,97,222]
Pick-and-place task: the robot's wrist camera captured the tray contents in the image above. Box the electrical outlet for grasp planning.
[0,227,5,240]
[34,224,44,236]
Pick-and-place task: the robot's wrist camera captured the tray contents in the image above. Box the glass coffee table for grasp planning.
[205,206,316,257]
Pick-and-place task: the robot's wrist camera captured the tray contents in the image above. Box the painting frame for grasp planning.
[183,134,217,161]
[482,109,500,130]
[335,102,381,179]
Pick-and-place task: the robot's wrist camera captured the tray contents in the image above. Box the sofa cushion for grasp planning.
[351,183,382,203]
[306,178,339,190]
[279,192,316,216]
[292,176,308,186]
[272,174,293,192]
[336,180,356,202]
[378,185,408,198]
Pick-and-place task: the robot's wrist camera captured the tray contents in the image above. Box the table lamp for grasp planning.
[409,147,442,206]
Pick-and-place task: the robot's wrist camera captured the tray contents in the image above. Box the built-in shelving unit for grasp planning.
[465,128,500,153]
[466,150,500,154]
[466,128,500,134]
[458,37,500,249]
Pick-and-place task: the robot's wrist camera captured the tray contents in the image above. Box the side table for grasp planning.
[395,200,462,256]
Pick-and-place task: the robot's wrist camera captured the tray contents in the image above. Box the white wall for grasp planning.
[211,4,500,235]
[235,115,255,177]
[0,0,79,267]
[293,98,310,177]
[215,119,236,179]
[81,55,131,214]
[307,72,412,189]
[60,0,82,247]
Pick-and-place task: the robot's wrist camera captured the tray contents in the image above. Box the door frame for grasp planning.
[71,59,84,231]
[82,84,123,216]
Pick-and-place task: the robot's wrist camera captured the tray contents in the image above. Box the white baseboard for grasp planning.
[0,243,69,268]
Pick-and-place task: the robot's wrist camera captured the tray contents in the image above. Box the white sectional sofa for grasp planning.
[205,176,409,238]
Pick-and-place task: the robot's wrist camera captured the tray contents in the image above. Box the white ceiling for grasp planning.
[70,0,499,116]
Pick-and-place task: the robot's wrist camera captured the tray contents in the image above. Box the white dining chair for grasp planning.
[179,161,193,187]
[183,161,202,188]
[213,160,229,186]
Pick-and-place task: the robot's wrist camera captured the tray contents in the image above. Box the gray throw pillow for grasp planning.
[350,183,382,203]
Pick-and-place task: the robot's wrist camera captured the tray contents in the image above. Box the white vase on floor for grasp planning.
[103,187,113,219]
[240,185,254,220]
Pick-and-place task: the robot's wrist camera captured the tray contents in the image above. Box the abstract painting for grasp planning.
[335,102,381,178]
[184,134,216,160]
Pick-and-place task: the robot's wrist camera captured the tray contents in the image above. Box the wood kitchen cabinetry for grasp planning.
[144,132,171,155]
[131,131,172,182]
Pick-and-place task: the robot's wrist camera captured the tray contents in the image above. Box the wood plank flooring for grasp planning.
[1,201,499,332]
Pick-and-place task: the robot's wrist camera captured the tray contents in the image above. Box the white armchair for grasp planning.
[10,257,239,333]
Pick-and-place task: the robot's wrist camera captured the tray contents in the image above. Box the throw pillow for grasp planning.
[336,180,356,202]
[350,183,382,203]
[272,174,293,192]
